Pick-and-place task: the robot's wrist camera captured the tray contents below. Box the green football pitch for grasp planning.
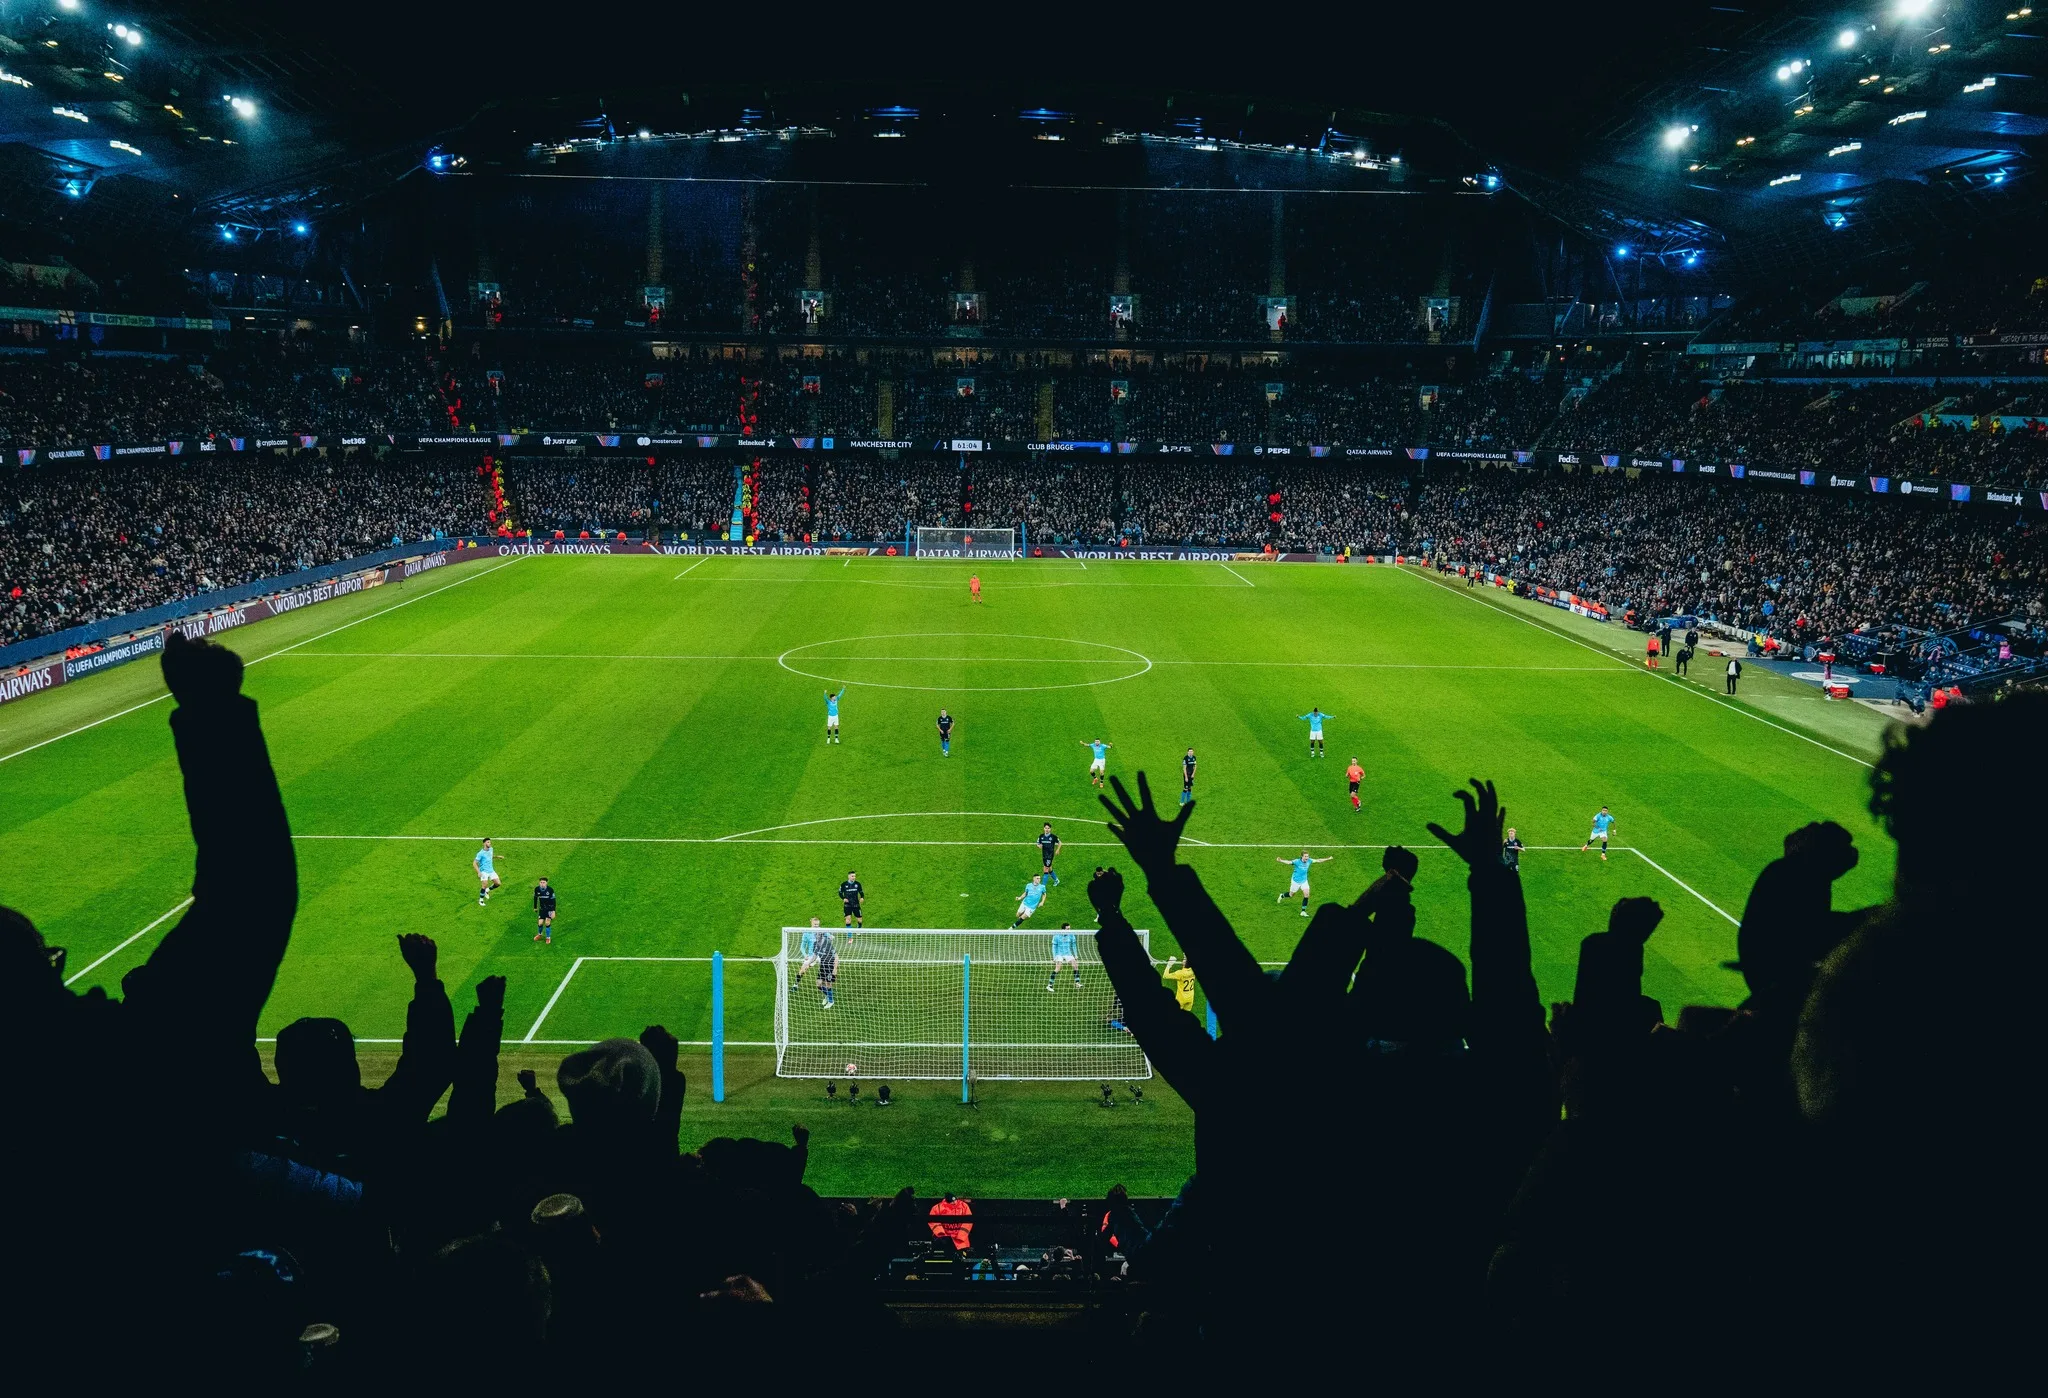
[0,553,1897,1196]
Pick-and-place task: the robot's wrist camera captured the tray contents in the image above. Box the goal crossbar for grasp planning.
[774,927,1153,1082]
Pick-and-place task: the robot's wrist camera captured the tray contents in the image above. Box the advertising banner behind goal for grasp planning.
[775,928,1152,1081]
[912,527,1018,559]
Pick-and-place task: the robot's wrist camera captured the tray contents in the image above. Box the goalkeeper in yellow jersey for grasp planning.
[1161,955,1197,1014]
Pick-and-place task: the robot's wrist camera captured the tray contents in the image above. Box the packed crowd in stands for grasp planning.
[4,629,2030,1375]
[5,443,2043,649]
[0,458,487,646]
[10,356,2046,491]
[1412,463,2047,639]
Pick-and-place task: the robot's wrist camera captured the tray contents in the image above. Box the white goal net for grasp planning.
[913,526,1018,559]
[775,928,1153,1081]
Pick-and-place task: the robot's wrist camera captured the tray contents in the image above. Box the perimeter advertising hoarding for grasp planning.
[3,429,2042,512]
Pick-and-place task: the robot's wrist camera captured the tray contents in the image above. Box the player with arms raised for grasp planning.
[474,838,502,907]
[823,688,845,744]
[1047,921,1081,991]
[1276,848,1333,916]
[1079,737,1113,788]
[1298,706,1332,758]
[1162,955,1197,1013]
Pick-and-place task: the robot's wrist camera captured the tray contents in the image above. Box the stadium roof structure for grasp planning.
[1,1,2040,280]
[1565,0,2048,271]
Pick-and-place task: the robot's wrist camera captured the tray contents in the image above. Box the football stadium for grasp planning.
[1,1,2041,1377]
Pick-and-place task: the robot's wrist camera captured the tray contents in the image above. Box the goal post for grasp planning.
[774,928,1153,1081]
[912,526,1019,559]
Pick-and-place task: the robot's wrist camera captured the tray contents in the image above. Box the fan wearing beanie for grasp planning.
[556,1037,663,1130]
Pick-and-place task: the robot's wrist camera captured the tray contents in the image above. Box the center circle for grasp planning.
[777,632,1154,692]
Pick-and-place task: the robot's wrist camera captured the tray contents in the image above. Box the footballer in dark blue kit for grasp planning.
[936,708,955,756]
[1038,822,1062,886]
[532,878,557,944]
[838,870,864,929]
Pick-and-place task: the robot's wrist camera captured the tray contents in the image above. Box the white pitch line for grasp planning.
[259,1036,777,1047]
[1628,847,1740,926]
[715,809,1100,841]
[1400,567,1877,770]
[292,831,1652,853]
[0,693,174,767]
[672,558,706,580]
[1221,564,1257,588]
[263,650,1619,673]
[0,555,525,767]
[243,555,527,667]
[63,895,193,985]
[523,956,587,1042]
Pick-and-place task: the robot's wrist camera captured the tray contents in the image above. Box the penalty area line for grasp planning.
[64,895,193,985]
[523,956,586,1042]
[1221,564,1257,588]
[1628,847,1740,926]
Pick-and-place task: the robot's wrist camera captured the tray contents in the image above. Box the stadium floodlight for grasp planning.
[1661,124,1696,150]
[58,0,81,10]
[52,105,89,122]
[292,221,309,235]
[1614,244,1632,257]
[1894,0,1933,16]
[774,928,1154,1082]
[226,95,257,118]
[1838,28,1859,47]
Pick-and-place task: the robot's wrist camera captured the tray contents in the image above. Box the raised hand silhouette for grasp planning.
[1100,772,1194,878]
[1425,779,1507,867]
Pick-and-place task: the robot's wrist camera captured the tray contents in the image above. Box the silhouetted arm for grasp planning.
[1090,870,1213,1108]
[379,935,456,1121]
[641,1025,686,1152]
[447,976,506,1127]
[125,633,297,1054]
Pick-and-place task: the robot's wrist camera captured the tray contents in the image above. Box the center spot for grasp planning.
[777,632,1153,692]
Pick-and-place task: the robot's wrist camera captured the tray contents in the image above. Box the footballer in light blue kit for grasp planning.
[1582,806,1616,861]
[823,688,845,744]
[1012,874,1048,927]
[796,917,823,984]
[1298,707,1332,757]
[1079,737,1114,788]
[1276,848,1333,916]
[1047,922,1082,991]
[474,838,502,906]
